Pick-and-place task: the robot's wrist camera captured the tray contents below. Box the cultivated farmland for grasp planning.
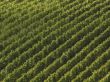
[0,0,110,82]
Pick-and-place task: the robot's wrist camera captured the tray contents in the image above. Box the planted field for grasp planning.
[0,0,110,82]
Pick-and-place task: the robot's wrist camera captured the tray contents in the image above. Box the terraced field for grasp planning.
[0,0,110,82]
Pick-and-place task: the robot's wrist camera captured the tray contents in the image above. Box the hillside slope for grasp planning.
[0,0,110,82]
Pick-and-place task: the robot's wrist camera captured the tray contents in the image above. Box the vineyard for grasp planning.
[0,0,110,82]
